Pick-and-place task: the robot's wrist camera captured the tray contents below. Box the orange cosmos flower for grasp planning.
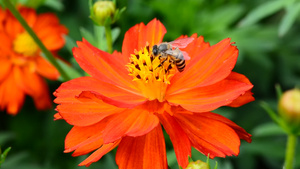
[0,6,67,115]
[54,19,254,169]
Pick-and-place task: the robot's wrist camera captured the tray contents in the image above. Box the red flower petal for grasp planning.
[0,58,12,82]
[116,125,167,169]
[33,13,68,50]
[168,38,238,95]
[226,72,255,107]
[64,121,108,152]
[177,34,210,60]
[54,76,143,126]
[174,112,242,158]
[0,74,25,115]
[35,56,59,80]
[79,140,120,167]
[102,108,160,144]
[5,7,37,38]
[0,32,12,58]
[73,39,139,93]
[198,112,252,143]
[158,112,191,168]
[166,78,253,112]
[122,18,167,61]
[13,66,52,110]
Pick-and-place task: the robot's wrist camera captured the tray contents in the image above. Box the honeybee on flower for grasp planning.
[54,19,254,169]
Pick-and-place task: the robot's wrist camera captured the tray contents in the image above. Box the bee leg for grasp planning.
[156,58,168,69]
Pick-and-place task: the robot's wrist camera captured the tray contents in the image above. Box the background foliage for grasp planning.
[1,0,300,169]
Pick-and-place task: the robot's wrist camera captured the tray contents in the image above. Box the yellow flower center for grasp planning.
[13,32,39,56]
[127,45,176,102]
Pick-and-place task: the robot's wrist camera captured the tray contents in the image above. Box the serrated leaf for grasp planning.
[239,0,286,27]
[278,2,300,37]
[252,122,285,137]
[80,27,97,47]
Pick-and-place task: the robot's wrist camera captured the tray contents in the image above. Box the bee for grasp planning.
[152,37,194,72]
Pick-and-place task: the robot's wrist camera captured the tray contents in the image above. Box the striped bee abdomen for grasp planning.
[176,59,185,72]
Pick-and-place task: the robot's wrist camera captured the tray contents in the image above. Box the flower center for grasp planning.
[13,32,39,56]
[127,45,176,102]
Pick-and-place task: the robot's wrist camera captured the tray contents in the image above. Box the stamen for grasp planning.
[126,45,177,101]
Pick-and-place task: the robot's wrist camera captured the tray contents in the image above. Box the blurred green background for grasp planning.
[1,0,300,168]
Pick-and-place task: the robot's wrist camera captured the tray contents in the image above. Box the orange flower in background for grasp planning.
[0,6,67,115]
[54,19,254,169]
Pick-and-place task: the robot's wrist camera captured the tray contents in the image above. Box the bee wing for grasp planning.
[164,50,191,61]
[181,51,191,60]
[169,37,194,48]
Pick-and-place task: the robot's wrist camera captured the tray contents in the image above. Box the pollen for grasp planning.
[127,45,176,102]
[13,32,39,56]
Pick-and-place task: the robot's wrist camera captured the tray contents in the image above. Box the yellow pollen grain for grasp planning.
[13,32,39,56]
[126,45,176,102]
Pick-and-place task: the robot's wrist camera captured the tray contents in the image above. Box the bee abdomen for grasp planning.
[176,59,185,72]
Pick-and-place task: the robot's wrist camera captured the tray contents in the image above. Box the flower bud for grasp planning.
[279,88,300,131]
[186,160,210,169]
[91,1,116,26]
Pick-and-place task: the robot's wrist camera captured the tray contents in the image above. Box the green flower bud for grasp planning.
[91,1,116,26]
[279,88,300,132]
[186,160,210,169]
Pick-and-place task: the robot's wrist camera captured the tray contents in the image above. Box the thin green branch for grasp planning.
[3,0,71,81]
[284,134,297,169]
[105,24,113,53]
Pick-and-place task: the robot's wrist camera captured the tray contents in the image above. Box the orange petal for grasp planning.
[79,140,120,167]
[198,112,252,143]
[54,77,131,126]
[158,112,191,168]
[5,6,37,38]
[0,8,7,31]
[13,66,52,110]
[116,125,168,169]
[35,56,59,80]
[174,112,241,158]
[102,108,159,144]
[0,74,25,115]
[73,39,139,93]
[168,38,238,95]
[166,79,253,112]
[0,32,13,57]
[65,122,107,152]
[33,13,68,50]
[225,72,255,107]
[0,58,12,82]
[54,113,62,120]
[122,19,166,62]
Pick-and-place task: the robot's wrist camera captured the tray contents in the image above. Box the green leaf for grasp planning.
[278,2,300,37]
[252,122,285,137]
[111,27,120,43]
[0,132,14,144]
[64,35,77,54]
[0,147,11,166]
[94,25,106,50]
[57,59,82,81]
[80,27,97,47]
[239,0,286,27]
[44,0,64,11]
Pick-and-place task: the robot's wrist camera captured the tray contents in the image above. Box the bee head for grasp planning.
[152,45,158,56]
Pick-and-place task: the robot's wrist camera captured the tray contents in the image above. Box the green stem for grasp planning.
[284,134,297,169]
[105,24,113,53]
[3,0,71,81]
